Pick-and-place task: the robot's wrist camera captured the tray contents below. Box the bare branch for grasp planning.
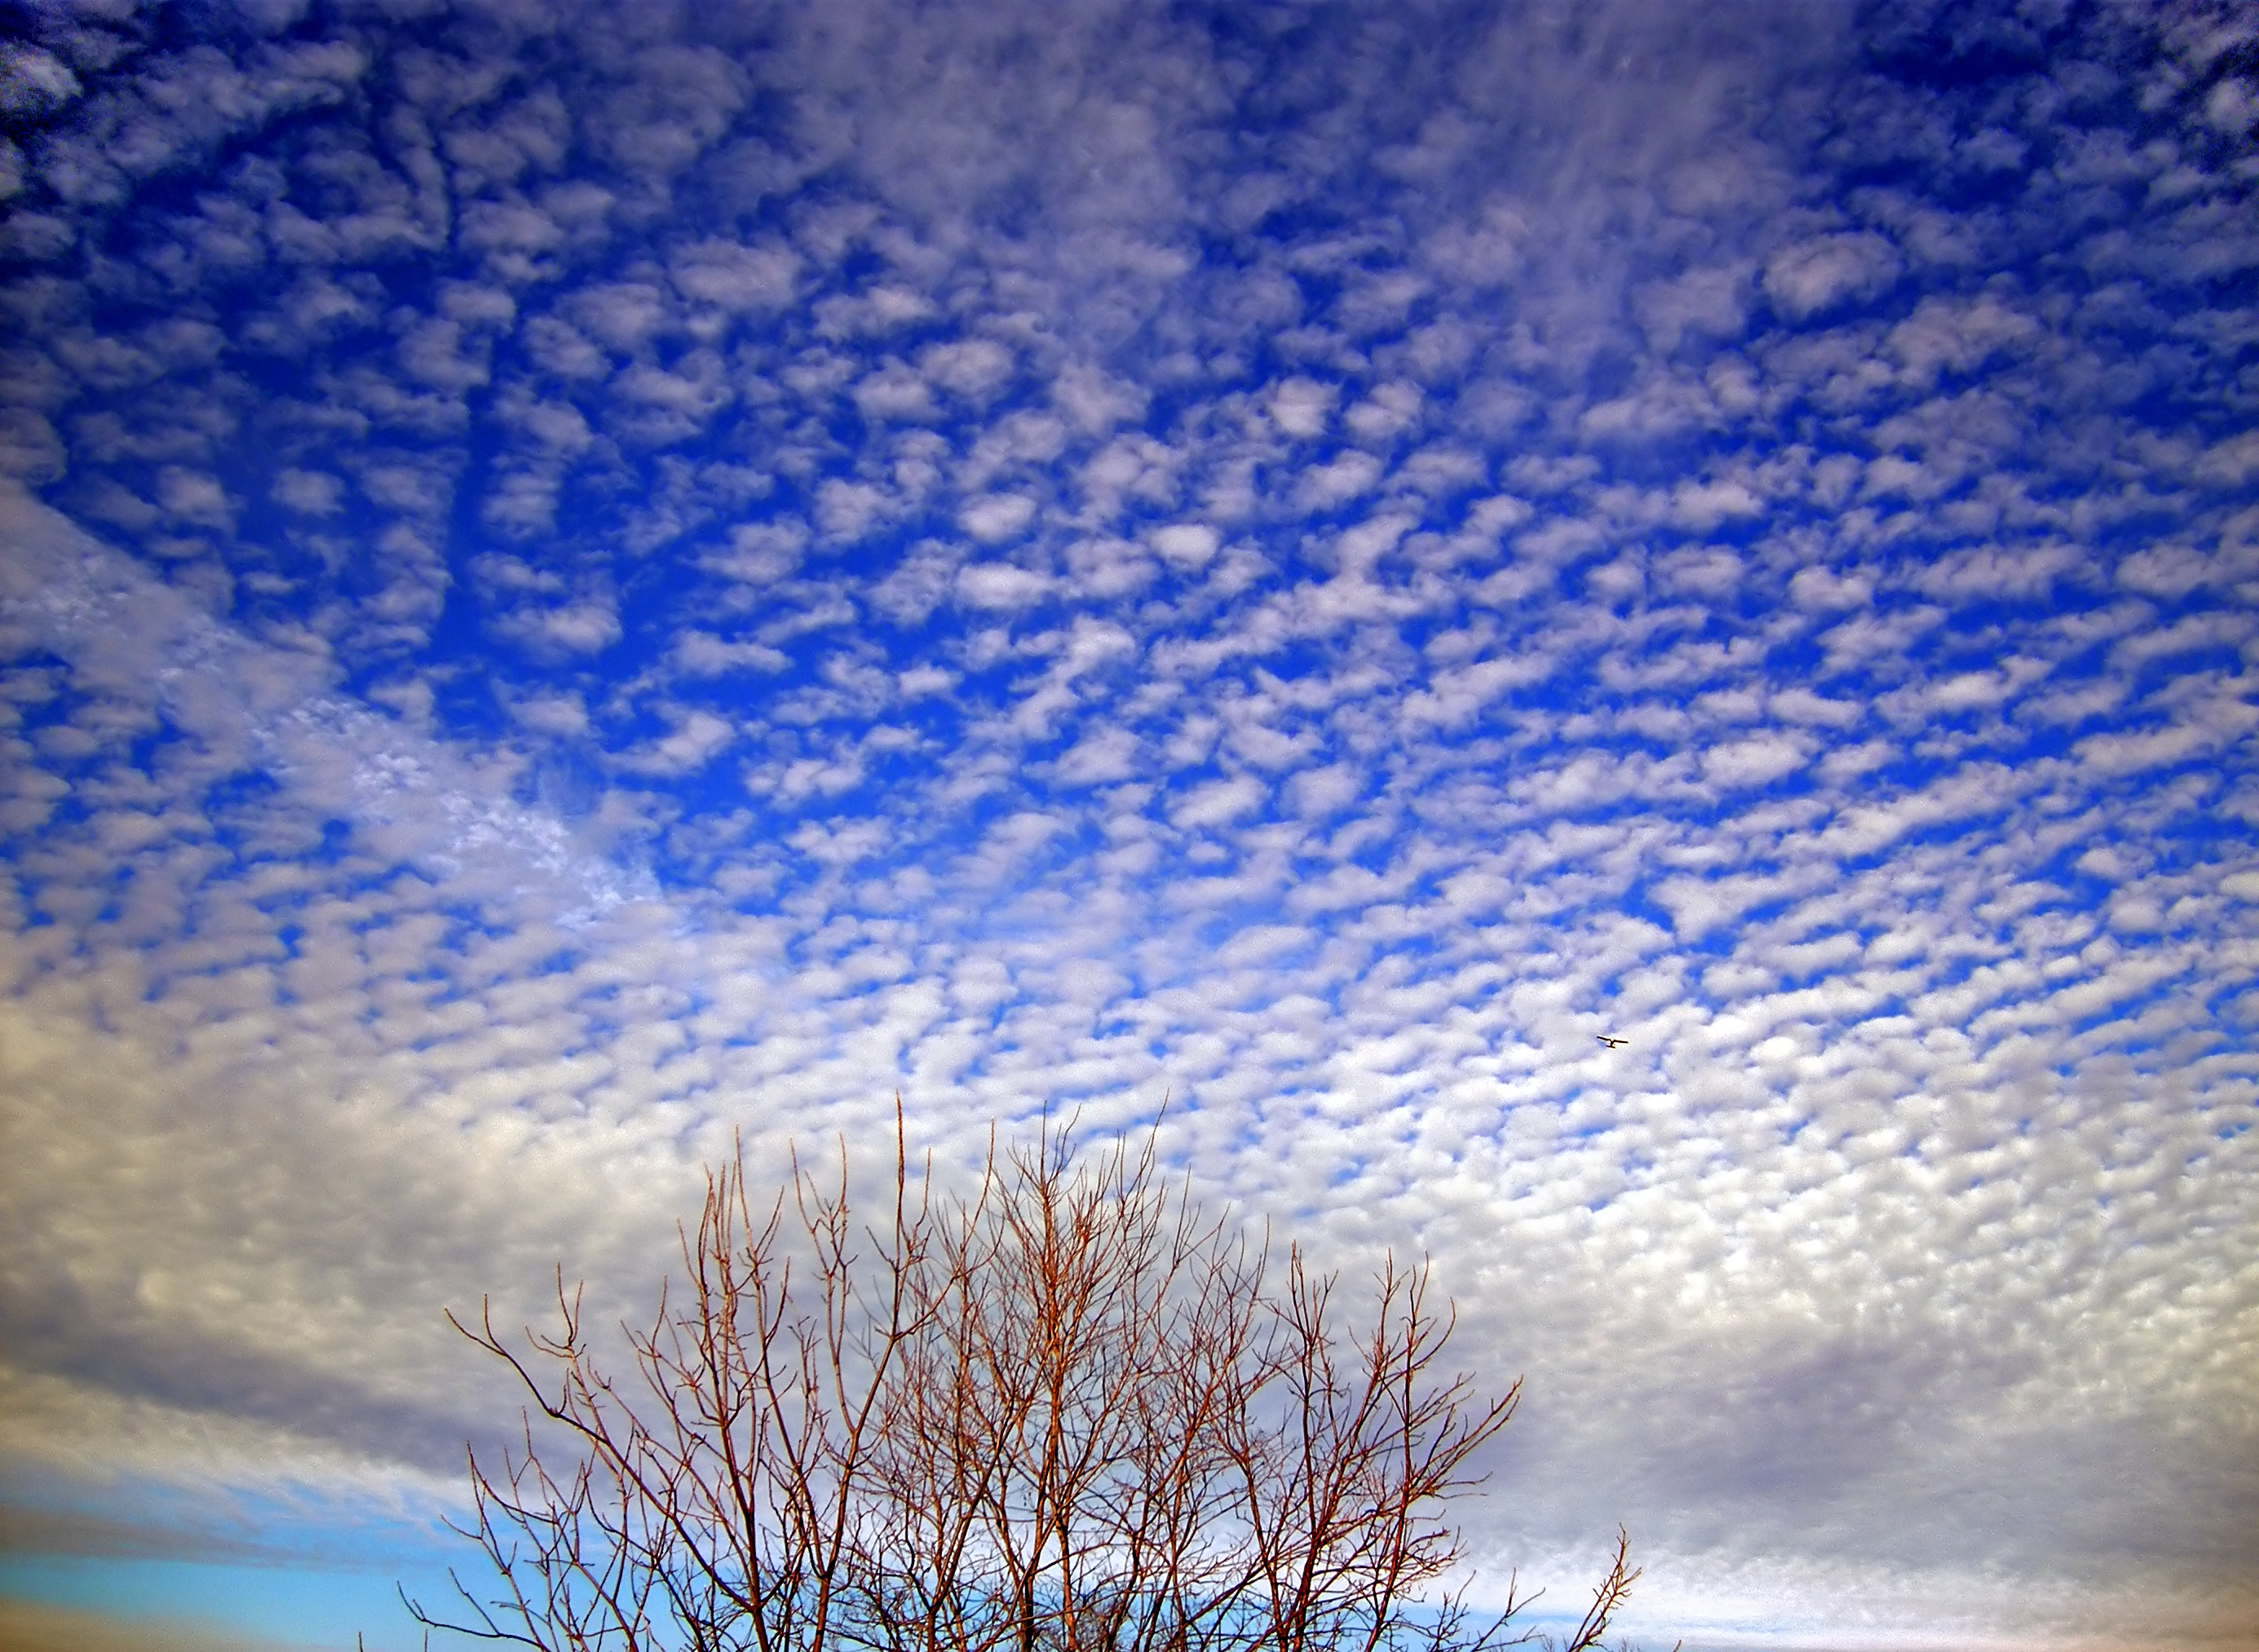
[428,1110,1648,1652]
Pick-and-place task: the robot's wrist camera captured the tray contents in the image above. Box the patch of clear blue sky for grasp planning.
[0,1556,454,1650]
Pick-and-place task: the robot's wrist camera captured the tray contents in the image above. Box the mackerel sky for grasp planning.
[1,0,2255,1647]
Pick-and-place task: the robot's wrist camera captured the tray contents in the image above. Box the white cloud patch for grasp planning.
[672,240,799,311]
[0,43,82,119]
[493,598,624,659]
[1150,523,1219,569]
[1762,232,1904,320]
[1169,773,1266,829]
[960,493,1039,543]
[1268,377,1337,439]
[1700,731,1811,791]
[623,708,737,774]
[957,562,1053,610]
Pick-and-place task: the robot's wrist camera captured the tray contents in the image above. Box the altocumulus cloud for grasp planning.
[1,0,2256,1647]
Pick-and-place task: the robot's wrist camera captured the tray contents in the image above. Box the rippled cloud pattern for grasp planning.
[1,1,2254,1646]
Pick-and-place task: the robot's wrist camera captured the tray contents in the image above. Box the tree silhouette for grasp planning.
[415,1110,1642,1652]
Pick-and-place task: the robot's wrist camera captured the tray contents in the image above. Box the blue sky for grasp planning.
[0,0,2255,1646]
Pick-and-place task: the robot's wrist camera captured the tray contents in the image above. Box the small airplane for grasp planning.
[1595,1035,1629,1049]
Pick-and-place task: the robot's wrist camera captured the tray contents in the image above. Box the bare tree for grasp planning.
[414,1111,1644,1652]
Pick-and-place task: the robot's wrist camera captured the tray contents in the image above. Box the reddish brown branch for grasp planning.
[416,1106,1649,1652]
